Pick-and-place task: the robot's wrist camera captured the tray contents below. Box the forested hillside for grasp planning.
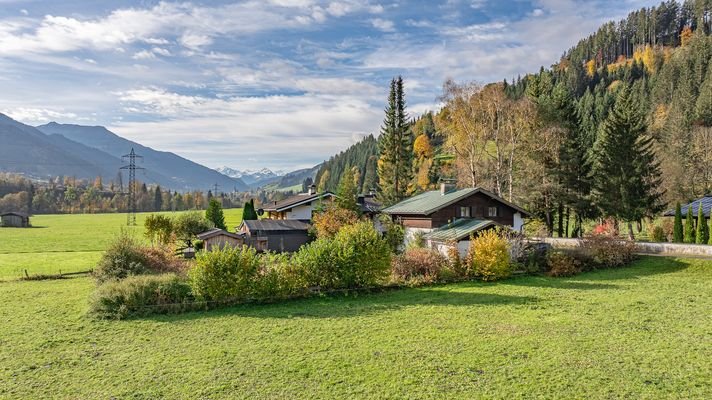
[315,135,379,193]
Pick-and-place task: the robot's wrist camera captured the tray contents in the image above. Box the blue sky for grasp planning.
[0,0,659,171]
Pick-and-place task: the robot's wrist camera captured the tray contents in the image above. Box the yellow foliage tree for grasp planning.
[466,229,511,281]
[413,134,433,159]
[416,159,432,190]
[680,26,693,47]
[585,59,596,77]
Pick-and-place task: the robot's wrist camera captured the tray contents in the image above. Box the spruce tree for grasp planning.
[206,198,226,230]
[696,202,709,244]
[673,202,684,243]
[153,185,163,211]
[242,199,258,221]
[684,205,696,243]
[591,85,663,240]
[377,76,413,206]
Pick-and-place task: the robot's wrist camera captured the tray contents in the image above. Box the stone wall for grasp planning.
[535,237,712,257]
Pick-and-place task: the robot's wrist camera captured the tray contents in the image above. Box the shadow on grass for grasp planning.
[148,287,539,322]
[505,256,691,291]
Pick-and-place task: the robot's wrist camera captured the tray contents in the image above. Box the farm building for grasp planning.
[1,212,30,228]
[196,228,244,251]
[262,185,336,220]
[382,183,530,256]
[663,196,712,218]
[237,219,311,253]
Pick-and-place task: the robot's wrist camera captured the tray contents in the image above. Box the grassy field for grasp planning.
[0,209,243,279]
[0,256,710,398]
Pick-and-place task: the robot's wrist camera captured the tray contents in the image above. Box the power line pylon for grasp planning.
[120,148,144,226]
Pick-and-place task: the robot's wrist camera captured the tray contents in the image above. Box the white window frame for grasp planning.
[488,206,498,217]
[459,206,471,218]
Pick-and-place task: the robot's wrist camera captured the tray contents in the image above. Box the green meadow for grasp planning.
[0,209,243,279]
[0,211,710,398]
[0,257,710,398]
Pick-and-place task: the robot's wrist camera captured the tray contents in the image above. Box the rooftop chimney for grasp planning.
[440,179,456,195]
[308,184,316,195]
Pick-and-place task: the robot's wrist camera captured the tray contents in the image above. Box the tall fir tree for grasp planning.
[673,202,684,243]
[684,205,696,243]
[696,202,709,244]
[377,76,413,206]
[361,155,378,194]
[591,85,663,239]
[153,185,163,211]
[206,198,226,230]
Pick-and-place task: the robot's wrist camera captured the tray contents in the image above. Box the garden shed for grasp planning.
[196,228,244,251]
[1,212,30,228]
[238,219,311,253]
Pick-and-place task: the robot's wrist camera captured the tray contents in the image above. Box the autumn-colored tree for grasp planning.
[680,26,693,47]
[585,60,596,77]
[413,134,433,159]
[312,205,359,239]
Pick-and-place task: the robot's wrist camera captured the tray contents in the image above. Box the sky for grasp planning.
[0,0,661,171]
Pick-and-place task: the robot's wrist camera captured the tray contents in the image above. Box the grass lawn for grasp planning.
[0,209,243,279]
[0,256,710,399]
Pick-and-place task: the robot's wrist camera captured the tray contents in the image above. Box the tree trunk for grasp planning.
[557,202,564,237]
[627,222,635,241]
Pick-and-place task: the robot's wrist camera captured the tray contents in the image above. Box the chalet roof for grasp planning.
[0,211,29,218]
[262,191,336,212]
[423,219,499,242]
[196,228,243,240]
[240,219,311,232]
[663,196,712,217]
[381,187,530,217]
[358,195,382,214]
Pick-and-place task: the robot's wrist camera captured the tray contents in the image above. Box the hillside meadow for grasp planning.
[0,256,710,398]
[0,209,243,279]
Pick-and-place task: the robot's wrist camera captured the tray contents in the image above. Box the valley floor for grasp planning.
[0,256,710,399]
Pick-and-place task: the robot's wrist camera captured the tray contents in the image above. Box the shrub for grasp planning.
[292,238,340,288]
[294,221,391,289]
[523,242,550,274]
[94,231,149,283]
[189,245,261,301]
[651,225,666,242]
[578,235,637,269]
[407,230,426,249]
[391,247,448,283]
[142,246,188,275]
[380,216,405,253]
[144,214,174,245]
[311,205,359,239]
[174,211,213,242]
[253,252,308,299]
[546,251,581,277]
[673,203,683,242]
[332,221,392,288]
[684,206,695,243]
[89,274,194,319]
[466,230,512,281]
[445,240,465,277]
[592,218,618,236]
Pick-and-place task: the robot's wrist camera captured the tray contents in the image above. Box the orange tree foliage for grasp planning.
[413,134,433,159]
[680,26,693,47]
[312,205,359,239]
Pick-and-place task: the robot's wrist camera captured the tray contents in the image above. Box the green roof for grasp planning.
[422,219,498,242]
[382,188,480,215]
[381,187,530,216]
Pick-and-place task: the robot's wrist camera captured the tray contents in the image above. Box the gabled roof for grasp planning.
[423,219,499,242]
[381,187,530,217]
[240,219,311,232]
[197,228,243,240]
[262,191,336,212]
[663,196,712,217]
[358,195,382,214]
[0,211,29,218]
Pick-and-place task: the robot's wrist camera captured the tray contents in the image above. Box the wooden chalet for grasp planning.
[261,185,335,220]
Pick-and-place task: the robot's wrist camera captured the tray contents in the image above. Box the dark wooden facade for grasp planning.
[1,212,30,228]
[396,192,516,229]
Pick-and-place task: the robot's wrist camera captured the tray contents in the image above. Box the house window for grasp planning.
[488,206,498,217]
[459,206,471,218]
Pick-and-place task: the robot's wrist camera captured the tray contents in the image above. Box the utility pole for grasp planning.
[120,148,144,226]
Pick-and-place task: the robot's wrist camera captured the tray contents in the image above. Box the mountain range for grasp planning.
[215,167,285,186]
[0,113,248,191]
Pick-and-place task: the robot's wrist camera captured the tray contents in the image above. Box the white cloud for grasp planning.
[370,18,395,32]
[132,50,155,60]
[2,107,79,123]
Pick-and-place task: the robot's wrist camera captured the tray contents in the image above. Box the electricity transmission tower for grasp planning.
[120,148,144,226]
[213,182,220,196]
